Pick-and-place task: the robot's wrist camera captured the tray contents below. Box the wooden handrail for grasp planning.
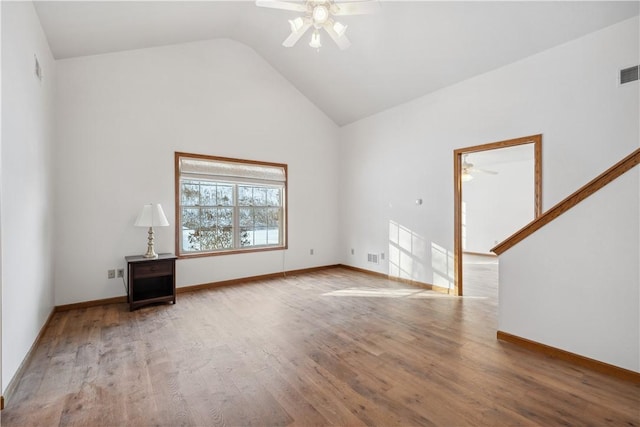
[492,147,640,255]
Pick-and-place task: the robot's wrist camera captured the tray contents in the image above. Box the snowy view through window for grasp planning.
[177,153,287,256]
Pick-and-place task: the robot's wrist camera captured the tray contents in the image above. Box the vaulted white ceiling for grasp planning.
[33,1,639,126]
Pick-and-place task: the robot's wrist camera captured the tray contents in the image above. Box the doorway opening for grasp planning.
[453,135,542,296]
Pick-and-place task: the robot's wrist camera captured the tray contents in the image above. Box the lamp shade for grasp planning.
[134,203,169,227]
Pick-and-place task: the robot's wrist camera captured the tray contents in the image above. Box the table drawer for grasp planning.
[133,260,173,278]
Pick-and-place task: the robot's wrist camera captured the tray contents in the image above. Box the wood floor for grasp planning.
[3,262,639,426]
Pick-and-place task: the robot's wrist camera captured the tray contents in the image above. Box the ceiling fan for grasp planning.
[462,155,498,181]
[256,0,379,50]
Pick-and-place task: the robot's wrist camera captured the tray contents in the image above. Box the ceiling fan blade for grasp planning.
[282,21,312,47]
[323,22,351,50]
[469,168,498,175]
[256,0,308,13]
[331,0,380,16]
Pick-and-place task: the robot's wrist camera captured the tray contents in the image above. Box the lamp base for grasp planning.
[143,226,158,258]
[143,249,158,259]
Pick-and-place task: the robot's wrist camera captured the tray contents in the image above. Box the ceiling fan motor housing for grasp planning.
[312,4,330,26]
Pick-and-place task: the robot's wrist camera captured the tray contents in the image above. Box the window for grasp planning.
[175,152,287,257]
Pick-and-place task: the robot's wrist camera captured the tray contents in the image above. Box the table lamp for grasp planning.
[134,203,169,258]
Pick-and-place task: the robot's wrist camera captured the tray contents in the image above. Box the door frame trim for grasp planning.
[453,134,543,296]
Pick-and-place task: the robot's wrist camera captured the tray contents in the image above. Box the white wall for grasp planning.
[1,2,56,392]
[339,17,639,292]
[463,158,535,254]
[54,39,340,305]
[1,0,3,397]
[499,169,639,372]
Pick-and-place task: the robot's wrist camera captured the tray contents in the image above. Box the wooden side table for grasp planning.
[125,253,177,311]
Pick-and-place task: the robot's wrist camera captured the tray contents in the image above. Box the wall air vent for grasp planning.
[620,65,639,85]
[367,253,379,264]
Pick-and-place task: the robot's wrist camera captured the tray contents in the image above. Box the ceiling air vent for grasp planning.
[620,65,639,85]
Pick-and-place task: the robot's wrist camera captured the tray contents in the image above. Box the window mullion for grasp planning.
[278,192,283,245]
[233,184,240,249]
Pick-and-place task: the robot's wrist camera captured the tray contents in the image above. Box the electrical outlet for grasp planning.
[117,268,124,278]
[107,269,115,279]
[310,249,314,255]
[351,248,354,255]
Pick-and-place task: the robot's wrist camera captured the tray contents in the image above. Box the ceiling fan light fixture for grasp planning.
[333,21,347,37]
[289,17,305,32]
[309,30,322,48]
[256,0,377,50]
[312,5,329,24]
